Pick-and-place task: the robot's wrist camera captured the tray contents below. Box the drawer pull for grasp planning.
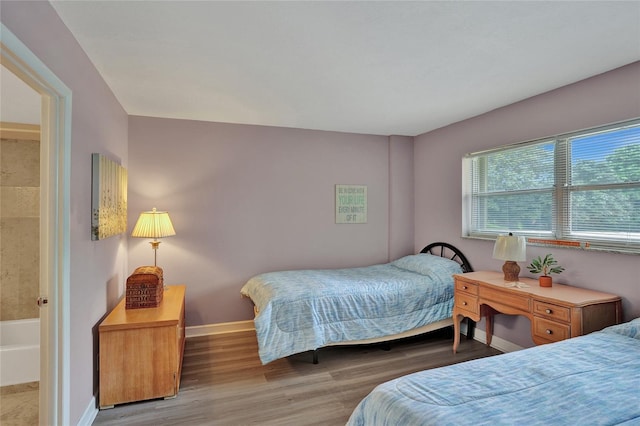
[462,286,468,290]
[546,329,553,335]
[462,302,467,306]
[545,309,552,314]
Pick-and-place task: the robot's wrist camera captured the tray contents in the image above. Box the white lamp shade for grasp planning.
[131,208,176,239]
[493,234,526,262]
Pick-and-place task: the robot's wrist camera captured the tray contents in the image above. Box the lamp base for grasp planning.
[502,261,520,282]
[148,240,161,267]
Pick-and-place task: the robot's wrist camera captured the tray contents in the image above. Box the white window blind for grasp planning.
[562,123,640,248]
[463,119,640,253]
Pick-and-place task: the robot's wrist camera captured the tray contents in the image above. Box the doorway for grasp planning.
[1,24,72,425]
[0,64,41,425]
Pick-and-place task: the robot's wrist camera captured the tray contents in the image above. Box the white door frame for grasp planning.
[1,23,71,426]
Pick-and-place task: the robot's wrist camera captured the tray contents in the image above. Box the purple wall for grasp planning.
[1,1,129,423]
[128,117,415,325]
[415,62,640,348]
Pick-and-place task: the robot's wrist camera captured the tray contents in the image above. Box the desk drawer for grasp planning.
[455,293,478,315]
[455,280,478,296]
[533,300,570,323]
[480,286,530,312]
[533,317,570,342]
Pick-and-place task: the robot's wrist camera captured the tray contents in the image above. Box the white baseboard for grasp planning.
[77,396,98,426]
[186,320,255,338]
[184,319,523,353]
[472,330,524,353]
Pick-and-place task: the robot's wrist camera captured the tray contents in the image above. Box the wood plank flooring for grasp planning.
[93,328,501,426]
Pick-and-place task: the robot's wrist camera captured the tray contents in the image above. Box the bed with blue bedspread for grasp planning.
[347,318,640,425]
[240,243,472,364]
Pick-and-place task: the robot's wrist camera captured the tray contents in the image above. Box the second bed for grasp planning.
[240,242,472,364]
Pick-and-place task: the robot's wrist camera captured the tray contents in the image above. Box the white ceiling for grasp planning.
[40,1,640,136]
[1,65,41,125]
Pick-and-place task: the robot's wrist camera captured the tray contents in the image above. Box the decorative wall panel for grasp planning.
[91,153,127,240]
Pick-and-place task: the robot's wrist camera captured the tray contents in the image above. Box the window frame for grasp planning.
[463,118,640,254]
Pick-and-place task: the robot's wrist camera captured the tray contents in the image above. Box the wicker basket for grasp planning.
[125,266,164,309]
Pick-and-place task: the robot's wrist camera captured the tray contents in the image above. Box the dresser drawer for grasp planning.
[533,317,570,342]
[455,293,478,315]
[533,300,570,323]
[455,280,478,296]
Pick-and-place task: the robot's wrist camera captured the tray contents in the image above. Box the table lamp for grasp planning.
[131,207,176,266]
[493,233,526,282]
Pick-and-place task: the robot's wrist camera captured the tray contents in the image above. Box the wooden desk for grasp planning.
[452,272,621,353]
[99,285,186,408]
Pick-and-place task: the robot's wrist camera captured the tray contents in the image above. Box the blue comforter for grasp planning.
[240,254,463,364]
[347,318,640,425]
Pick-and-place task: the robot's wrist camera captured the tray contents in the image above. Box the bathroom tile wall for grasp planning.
[0,136,39,321]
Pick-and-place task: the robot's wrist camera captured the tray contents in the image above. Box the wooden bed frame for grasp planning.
[310,242,474,363]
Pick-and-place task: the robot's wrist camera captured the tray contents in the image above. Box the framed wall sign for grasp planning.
[91,153,128,240]
[335,184,367,224]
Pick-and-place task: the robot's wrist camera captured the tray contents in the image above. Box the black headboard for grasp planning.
[420,242,473,273]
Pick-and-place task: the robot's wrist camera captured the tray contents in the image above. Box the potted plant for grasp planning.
[527,254,564,287]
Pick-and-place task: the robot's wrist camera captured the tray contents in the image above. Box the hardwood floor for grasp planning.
[93,328,501,425]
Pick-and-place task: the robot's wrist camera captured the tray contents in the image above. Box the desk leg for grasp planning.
[484,307,493,347]
[452,313,464,353]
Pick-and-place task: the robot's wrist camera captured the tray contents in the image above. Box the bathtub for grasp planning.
[0,318,40,386]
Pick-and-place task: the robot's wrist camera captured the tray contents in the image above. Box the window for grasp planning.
[463,119,640,253]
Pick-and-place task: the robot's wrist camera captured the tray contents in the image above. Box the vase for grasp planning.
[539,276,552,287]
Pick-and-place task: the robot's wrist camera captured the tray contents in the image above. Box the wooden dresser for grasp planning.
[452,272,621,353]
[99,284,186,409]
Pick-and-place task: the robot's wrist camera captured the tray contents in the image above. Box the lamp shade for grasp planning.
[493,234,526,262]
[131,208,176,239]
